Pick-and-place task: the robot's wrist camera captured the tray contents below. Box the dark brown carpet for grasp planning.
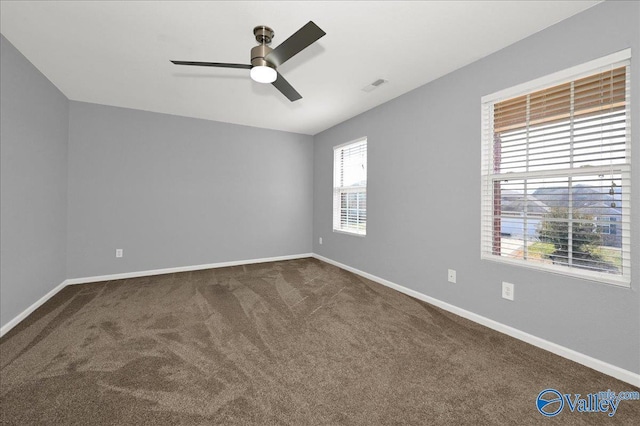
[1,258,638,425]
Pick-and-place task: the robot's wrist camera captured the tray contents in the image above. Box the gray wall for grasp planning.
[0,35,69,327]
[313,1,640,373]
[67,102,313,278]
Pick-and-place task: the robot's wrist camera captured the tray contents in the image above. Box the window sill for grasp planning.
[481,253,630,288]
[333,229,366,238]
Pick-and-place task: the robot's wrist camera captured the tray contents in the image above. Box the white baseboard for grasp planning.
[1,253,312,337]
[312,253,640,388]
[0,279,68,338]
[66,253,313,285]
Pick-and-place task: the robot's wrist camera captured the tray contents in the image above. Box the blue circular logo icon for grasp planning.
[537,389,564,417]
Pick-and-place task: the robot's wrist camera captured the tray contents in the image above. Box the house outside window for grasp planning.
[333,138,367,236]
[481,51,631,286]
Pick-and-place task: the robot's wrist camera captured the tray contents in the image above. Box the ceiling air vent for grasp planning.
[362,79,388,92]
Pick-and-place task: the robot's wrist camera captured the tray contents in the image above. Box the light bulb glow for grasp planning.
[250,65,277,84]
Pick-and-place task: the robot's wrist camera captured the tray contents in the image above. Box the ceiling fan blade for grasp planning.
[272,72,302,102]
[265,21,326,67]
[171,61,251,69]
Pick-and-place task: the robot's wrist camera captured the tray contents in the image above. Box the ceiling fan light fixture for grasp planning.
[250,65,277,84]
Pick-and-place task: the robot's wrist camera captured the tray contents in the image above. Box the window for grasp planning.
[481,50,631,285]
[334,138,367,236]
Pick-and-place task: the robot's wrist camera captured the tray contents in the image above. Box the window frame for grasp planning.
[481,49,631,287]
[333,137,367,237]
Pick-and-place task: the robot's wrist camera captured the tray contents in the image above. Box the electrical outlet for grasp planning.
[319,237,323,245]
[502,282,514,301]
[448,269,456,283]
[115,249,123,258]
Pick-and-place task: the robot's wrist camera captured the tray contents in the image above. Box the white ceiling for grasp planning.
[0,1,600,135]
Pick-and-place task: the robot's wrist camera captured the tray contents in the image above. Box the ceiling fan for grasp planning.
[171,21,326,102]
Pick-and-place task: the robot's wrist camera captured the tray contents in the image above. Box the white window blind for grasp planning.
[481,51,631,286]
[334,138,367,236]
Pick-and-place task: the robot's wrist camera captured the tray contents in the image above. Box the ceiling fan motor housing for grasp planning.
[251,26,275,69]
[251,44,274,69]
